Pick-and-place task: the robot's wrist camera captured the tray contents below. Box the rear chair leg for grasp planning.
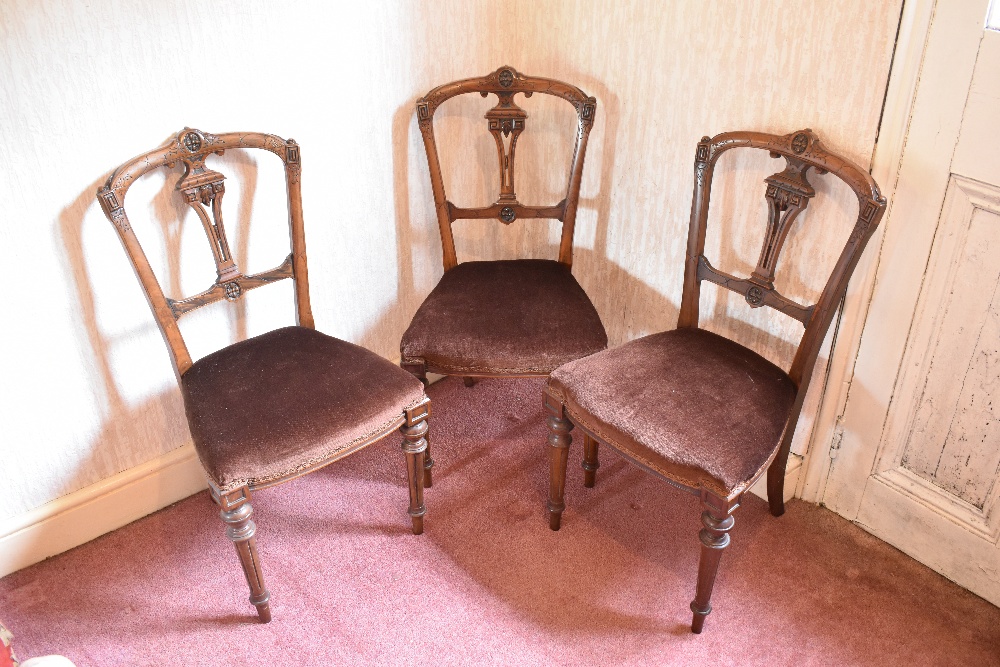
[212,484,271,623]
[582,434,600,488]
[401,398,431,534]
[690,494,737,634]
[463,376,477,388]
[545,397,573,531]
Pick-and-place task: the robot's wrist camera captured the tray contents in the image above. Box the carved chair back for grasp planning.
[97,129,312,376]
[678,129,886,392]
[416,66,597,270]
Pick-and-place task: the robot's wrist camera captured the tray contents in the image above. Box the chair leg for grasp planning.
[401,398,431,535]
[690,497,736,634]
[400,361,434,488]
[463,376,477,387]
[546,409,573,531]
[213,485,271,623]
[767,446,789,517]
[581,434,599,488]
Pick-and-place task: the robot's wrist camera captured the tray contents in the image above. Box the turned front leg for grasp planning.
[400,362,434,488]
[690,497,736,634]
[546,411,573,531]
[401,398,431,534]
[214,485,271,623]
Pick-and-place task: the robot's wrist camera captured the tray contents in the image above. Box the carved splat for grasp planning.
[172,129,240,284]
[485,93,527,219]
[414,67,597,267]
[751,155,817,291]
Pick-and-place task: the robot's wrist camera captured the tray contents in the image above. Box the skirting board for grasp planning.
[0,444,208,578]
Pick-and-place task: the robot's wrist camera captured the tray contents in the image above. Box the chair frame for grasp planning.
[402,65,597,384]
[544,129,886,632]
[97,129,429,622]
[402,67,599,484]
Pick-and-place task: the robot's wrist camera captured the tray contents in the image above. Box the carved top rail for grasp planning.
[415,66,598,269]
[96,128,312,376]
[678,128,887,386]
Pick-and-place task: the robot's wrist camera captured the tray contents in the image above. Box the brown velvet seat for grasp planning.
[544,129,887,634]
[96,129,430,624]
[183,326,426,493]
[402,67,607,486]
[401,259,607,376]
[548,328,796,498]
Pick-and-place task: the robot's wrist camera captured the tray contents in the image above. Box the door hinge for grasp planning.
[829,423,845,460]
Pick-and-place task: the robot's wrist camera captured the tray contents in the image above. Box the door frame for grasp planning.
[798,0,992,512]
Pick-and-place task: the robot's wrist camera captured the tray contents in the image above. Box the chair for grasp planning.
[400,66,608,485]
[96,129,430,623]
[544,129,886,633]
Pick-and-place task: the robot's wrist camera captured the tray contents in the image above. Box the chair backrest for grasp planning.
[416,66,597,270]
[96,128,312,376]
[677,129,886,390]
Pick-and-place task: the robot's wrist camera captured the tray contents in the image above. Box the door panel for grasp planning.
[823,3,1000,605]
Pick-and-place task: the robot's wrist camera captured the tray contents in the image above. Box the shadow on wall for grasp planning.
[44,143,268,555]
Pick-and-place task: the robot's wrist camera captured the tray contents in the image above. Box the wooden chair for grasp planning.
[544,129,886,633]
[96,129,430,623]
[401,66,608,485]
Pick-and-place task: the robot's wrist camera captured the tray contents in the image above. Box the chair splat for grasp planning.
[485,92,528,213]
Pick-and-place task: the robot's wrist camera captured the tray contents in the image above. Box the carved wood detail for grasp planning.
[415,66,597,268]
[544,129,887,634]
[96,129,312,376]
[696,256,814,325]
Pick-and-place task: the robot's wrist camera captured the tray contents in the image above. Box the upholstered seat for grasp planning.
[400,260,608,376]
[97,129,431,623]
[183,326,427,493]
[544,129,887,633]
[548,328,796,497]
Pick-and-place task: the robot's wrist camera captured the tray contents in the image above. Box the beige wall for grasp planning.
[0,0,901,522]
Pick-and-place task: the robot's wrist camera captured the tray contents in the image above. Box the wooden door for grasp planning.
[822,0,1000,605]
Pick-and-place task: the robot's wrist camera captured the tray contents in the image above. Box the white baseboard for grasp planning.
[0,445,207,578]
[749,453,803,504]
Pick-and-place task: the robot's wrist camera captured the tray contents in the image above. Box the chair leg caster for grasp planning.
[253,597,272,623]
[410,511,425,536]
[690,602,709,634]
[547,502,564,531]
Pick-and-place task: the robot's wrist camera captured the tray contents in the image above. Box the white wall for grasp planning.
[0,1,901,527]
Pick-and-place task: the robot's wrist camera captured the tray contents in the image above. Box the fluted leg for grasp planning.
[582,434,600,488]
[401,362,434,488]
[402,398,431,534]
[546,409,573,531]
[690,497,736,634]
[214,485,271,623]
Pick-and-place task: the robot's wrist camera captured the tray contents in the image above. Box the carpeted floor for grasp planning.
[2,377,998,666]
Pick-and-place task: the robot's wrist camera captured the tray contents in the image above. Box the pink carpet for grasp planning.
[2,377,998,666]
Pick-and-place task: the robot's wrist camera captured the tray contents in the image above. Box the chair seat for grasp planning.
[181,326,426,493]
[547,328,796,497]
[400,259,608,375]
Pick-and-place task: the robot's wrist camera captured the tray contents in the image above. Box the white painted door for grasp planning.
[821,0,1000,605]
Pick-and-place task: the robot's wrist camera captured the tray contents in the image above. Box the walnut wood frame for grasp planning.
[545,129,886,633]
[97,129,430,622]
[405,68,599,485]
